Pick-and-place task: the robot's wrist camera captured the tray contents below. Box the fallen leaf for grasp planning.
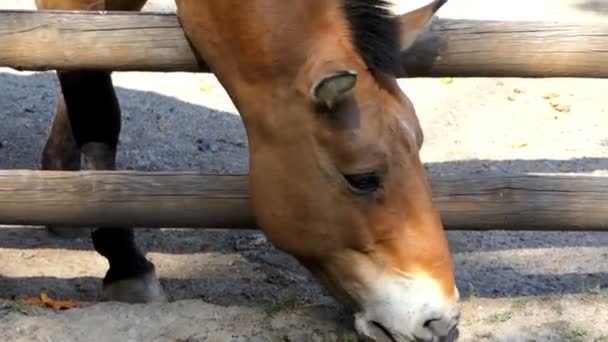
[496,81,504,86]
[507,96,516,101]
[513,88,524,94]
[41,293,78,310]
[542,93,560,100]
[441,77,454,85]
[23,293,78,310]
[23,296,43,306]
[550,102,571,113]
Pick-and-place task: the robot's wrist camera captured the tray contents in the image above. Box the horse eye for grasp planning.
[343,172,381,194]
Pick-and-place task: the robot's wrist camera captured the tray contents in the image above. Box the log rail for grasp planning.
[0,10,607,77]
[1,170,607,231]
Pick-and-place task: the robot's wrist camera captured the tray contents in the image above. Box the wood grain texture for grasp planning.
[0,10,207,72]
[1,170,608,230]
[0,10,606,77]
[403,19,608,77]
[0,170,254,229]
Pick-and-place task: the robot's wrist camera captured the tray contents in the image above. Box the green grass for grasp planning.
[0,300,32,315]
[264,293,299,317]
[572,326,588,338]
[467,282,479,300]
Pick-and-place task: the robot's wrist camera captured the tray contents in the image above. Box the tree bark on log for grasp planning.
[0,10,606,77]
[1,170,608,231]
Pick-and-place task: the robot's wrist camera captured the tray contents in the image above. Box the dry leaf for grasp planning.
[23,296,43,306]
[496,81,504,86]
[507,96,516,101]
[550,102,571,113]
[513,88,524,94]
[41,293,78,310]
[542,93,560,100]
[511,142,528,149]
[23,293,78,310]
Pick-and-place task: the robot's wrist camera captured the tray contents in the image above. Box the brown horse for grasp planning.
[32,0,459,340]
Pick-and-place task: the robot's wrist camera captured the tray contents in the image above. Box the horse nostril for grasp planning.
[438,326,460,342]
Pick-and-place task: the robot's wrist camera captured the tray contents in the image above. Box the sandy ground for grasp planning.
[1,0,608,341]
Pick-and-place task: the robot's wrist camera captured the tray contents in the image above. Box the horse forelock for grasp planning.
[340,0,402,77]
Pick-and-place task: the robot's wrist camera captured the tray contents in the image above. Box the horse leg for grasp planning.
[55,71,162,302]
[41,94,87,238]
[38,0,141,240]
[37,0,163,303]
[51,70,164,303]
[36,1,90,239]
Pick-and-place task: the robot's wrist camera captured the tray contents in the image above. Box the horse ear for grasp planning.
[312,70,358,109]
[390,0,447,52]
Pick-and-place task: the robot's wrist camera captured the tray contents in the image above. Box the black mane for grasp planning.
[341,0,402,76]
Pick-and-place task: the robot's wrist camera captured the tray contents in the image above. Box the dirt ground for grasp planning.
[1,0,608,341]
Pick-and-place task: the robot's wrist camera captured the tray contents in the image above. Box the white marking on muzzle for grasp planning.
[355,272,459,341]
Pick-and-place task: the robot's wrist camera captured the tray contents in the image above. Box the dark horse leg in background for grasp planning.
[36,0,164,303]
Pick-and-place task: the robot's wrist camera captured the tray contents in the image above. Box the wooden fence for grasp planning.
[1,9,607,231]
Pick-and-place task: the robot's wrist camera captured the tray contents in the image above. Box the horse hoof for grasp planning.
[46,226,92,239]
[101,270,167,304]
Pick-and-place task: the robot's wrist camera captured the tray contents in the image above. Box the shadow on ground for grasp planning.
[574,0,608,15]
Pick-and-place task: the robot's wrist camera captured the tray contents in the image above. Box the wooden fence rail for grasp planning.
[1,170,608,231]
[0,10,607,77]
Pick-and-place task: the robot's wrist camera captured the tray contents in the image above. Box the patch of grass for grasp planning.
[484,310,513,324]
[467,282,478,300]
[342,335,357,342]
[572,326,588,338]
[596,335,608,342]
[0,300,32,315]
[264,293,299,317]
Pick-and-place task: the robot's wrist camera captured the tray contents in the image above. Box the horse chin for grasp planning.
[354,315,400,342]
[355,316,460,342]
